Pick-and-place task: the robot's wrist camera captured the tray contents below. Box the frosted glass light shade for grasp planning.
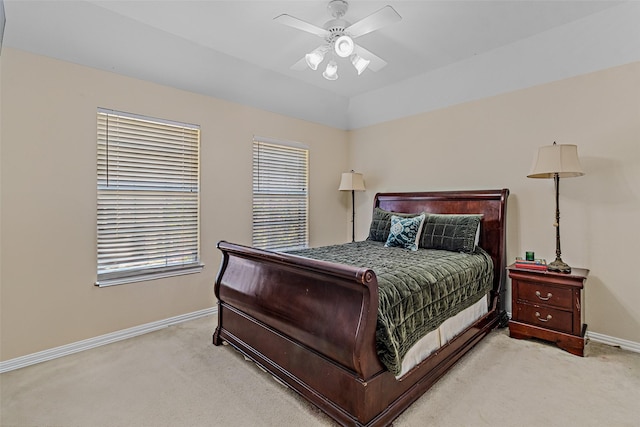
[305,48,326,70]
[350,54,370,75]
[323,60,338,80]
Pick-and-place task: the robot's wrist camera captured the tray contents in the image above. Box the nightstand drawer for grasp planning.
[515,304,573,334]
[516,280,573,309]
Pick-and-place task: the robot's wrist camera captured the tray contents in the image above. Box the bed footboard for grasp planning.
[213,241,389,424]
[213,240,383,378]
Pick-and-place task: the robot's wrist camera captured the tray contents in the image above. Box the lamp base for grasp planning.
[547,257,572,274]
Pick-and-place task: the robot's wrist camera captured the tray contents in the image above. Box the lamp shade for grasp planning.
[339,172,365,191]
[350,54,370,75]
[305,51,324,71]
[528,143,585,179]
[323,60,338,81]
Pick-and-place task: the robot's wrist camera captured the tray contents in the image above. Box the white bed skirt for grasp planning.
[396,296,488,378]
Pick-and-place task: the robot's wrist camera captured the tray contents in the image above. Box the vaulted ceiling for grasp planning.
[3,1,639,129]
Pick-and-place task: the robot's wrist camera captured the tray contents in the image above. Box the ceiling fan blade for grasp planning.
[354,45,388,72]
[274,14,328,38]
[346,5,402,38]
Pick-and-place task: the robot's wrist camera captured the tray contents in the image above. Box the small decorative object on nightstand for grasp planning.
[508,263,588,356]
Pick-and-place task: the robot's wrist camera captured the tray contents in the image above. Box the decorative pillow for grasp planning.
[384,214,426,251]
[367,208,418,242]
[419,214,483,253]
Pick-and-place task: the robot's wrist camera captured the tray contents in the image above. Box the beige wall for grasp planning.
[1,48,638,362]
[0,48,349,361]
[349,61,640,343]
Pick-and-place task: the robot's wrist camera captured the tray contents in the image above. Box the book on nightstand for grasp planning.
[514,257,548,271]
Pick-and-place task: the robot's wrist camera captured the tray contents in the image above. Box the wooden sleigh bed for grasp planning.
[213,189,509,426]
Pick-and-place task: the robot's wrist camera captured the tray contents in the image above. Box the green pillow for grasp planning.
[367,208,419,242]
[419,214,482,253]
[384,214,426,251]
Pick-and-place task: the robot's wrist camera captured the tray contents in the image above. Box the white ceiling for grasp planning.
[3,1,639,129]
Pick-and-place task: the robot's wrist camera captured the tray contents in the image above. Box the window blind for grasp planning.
[252,139,309,251]
[96,109,202,286]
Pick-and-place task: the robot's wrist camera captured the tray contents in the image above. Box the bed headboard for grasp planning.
[374,189,509,313]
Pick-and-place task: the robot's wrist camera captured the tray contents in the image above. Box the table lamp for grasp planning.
[527,142,584,273]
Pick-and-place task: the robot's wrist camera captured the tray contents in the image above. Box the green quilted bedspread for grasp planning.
[288,241,494,375]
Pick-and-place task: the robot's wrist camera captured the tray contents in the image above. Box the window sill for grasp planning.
[95,264,204,287]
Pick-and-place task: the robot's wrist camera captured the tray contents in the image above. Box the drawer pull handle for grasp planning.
[535,291,552,301]
[535,312,552,322]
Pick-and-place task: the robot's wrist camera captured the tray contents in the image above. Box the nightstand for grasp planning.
[508,264,589,356]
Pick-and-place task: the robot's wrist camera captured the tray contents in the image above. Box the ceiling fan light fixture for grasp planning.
[305,47,327,70]
[350,54,370,75]
[334,35,354,58]
[323,60,338,80]
[277,0,402,81]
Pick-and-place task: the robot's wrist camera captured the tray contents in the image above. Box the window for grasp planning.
[96,109,202,286]
[252,138,309,251]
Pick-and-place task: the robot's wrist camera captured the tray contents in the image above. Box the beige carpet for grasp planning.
[1,315,639,426]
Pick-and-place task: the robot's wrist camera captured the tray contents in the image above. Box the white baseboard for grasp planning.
[0,307,217,374]
[2,308,637,374]
[586,331,640,353]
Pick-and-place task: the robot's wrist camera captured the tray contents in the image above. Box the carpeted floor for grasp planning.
[1,315,639,426]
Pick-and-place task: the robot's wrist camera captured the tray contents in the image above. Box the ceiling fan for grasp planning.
[274,0,402,81]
